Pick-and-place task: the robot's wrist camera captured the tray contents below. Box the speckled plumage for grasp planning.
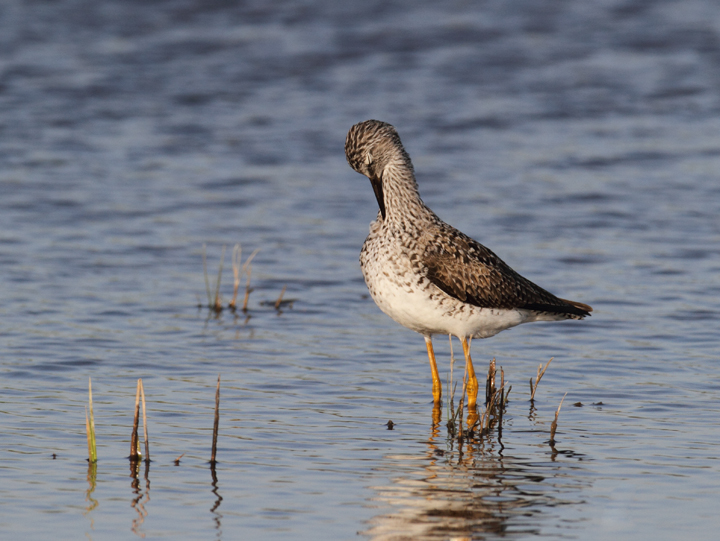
[345,119,591,404]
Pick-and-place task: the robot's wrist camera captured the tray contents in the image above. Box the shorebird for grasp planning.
[345,120,592,408]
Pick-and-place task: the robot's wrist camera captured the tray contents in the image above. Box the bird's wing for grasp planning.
[421,225,590,317]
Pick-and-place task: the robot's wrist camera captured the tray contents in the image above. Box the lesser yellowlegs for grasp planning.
[345,120,592,408]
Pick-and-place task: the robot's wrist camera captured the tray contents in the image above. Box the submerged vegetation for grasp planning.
[443,345,568,450]
[445,356,509,442]
[81,376,223,467]
[200,243,294,322]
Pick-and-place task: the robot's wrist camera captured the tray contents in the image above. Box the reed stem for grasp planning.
[230,244,242,309]
[549,391,568,445]
[86,378,97,463]
[242,266,253,312]
[274,285,287,310]
[202,244,212,307]
[140,379,150,463]
[530,357,554,401]
[212,245,226,311]
[210,375,220,464]
[130,379,142,461]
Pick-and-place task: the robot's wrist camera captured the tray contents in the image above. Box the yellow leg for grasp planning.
[424,336,442,404]
[431,402,442,429]
[461,337,478,409]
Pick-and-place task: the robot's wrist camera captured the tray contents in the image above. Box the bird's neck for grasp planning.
[381,159,433,227]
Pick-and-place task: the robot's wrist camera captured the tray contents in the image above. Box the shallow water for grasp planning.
[2,0,720,539]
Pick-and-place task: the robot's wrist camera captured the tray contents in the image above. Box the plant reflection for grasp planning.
[210,463,223,538]
[129,460,150,538]
[363,410,585,540]
[84,461,99,534]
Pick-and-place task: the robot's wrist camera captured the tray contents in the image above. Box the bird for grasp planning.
[345,119,592,409]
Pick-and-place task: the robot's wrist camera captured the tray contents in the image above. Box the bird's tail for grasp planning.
[559,298,593,318]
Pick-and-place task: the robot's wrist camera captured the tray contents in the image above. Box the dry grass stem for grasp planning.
[478,383,504,433]
[448,335,455,399]
[230,245,260,309]
[549,391,568,445]
[445,380,459,435]
[86,378,97,463]
[210,375,221,464]
[241,248,260,311]
[459,357,510,438]
[140,379,150,463]
[497,387,504,436]
[202,244,212,307]
[230,244,242,308]
[480,389,502,433]
[274,285,287,310]
[446,362,468,438]
[486,358,496,405]
[202,244,242,312]
[130,379,142,461]
[447,352,510,440]
[242,265,253,312]
[456,363,469,437]
[212,245,226,311]
[445,335,457,428]
[242,248,260,275]
[530,357,554,401]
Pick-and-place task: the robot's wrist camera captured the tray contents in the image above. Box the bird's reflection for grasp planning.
[363,408,585,540]
[129,460,150,538]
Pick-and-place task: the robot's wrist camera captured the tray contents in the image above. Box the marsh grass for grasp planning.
[129,379,150,462]
[130,379,142,461]
[210,375,220,465]
[80,376,226,468]
[229,244,260,312]
[446,359,469,439]
[485,358,496,405]
[230,244,242,309]
[85,378,97,463]
[202,243,225,313]
[140,380,150,462]
[476,358,507,438]
[446,356,509,442]
[549,392,568,446]
[530,357,554,401]
[203,244,275,315]
[241,264,253,312]
[274,285,287,310]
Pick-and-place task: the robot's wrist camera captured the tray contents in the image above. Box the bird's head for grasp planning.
[345,120,413,219]
[345,120,405,179]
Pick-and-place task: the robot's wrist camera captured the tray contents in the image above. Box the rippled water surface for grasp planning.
[2,1,720,539]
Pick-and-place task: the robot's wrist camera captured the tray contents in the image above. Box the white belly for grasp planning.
[363,251,529,339]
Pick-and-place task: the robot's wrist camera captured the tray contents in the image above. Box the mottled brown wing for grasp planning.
[422,226,591,317]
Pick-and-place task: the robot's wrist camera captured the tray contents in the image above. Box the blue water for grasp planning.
[2,1,720,539]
